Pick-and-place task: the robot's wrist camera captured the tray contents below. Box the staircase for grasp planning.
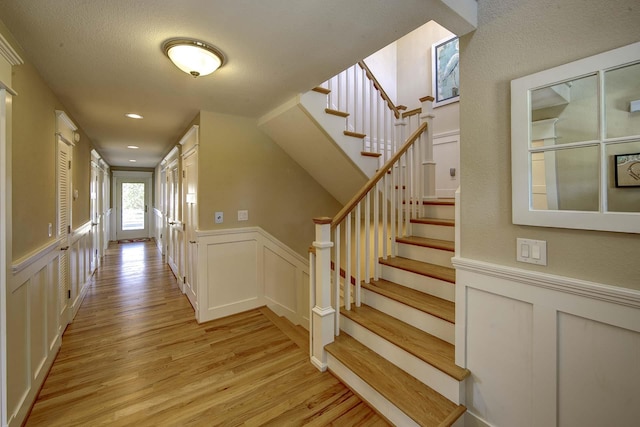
[323,199,468,426]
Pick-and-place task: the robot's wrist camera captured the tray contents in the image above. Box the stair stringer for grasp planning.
[299,90,379,177]
[258,92,377,205]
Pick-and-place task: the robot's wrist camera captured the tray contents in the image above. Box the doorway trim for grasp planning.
[111,171,153,241]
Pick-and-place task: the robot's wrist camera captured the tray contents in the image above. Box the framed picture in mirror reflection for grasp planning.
[614,152,640,187]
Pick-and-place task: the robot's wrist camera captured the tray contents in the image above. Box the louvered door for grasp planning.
[57,136,71,332]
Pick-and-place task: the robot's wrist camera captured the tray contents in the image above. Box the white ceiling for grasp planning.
[0,0,467,168]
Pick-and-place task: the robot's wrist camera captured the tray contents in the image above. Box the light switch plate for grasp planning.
[237,210,248,221]
[516,238,547,266]
[215,212,223,224]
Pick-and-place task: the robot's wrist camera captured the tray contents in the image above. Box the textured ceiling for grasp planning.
[0,0,462,168]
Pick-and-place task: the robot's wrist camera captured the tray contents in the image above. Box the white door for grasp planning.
[57,136,72,332]
[166,161,182,282]
[90,162,99,272]
[115,179,149,240]
[183,148,198,309]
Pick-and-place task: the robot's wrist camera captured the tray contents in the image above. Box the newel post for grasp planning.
[310,217,335,371]
[420,96,437,200]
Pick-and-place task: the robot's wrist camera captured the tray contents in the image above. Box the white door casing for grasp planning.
[182,146,198,309]
[113,171,152,241]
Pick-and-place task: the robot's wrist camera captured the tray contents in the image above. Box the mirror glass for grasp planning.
[511,41,640,233]
[531,75,599,146]
[605,62,640,139]
[530,146,599,211]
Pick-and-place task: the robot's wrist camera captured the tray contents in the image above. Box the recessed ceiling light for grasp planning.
[127,145,139,149]
[125,113,143,119]
[129,159,137,162]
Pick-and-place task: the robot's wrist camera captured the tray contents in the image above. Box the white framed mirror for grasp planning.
[511,41,640,233]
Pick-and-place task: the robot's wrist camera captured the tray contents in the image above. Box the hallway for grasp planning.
[25,240,387,426]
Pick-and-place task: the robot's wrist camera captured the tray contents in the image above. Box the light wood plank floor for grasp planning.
[26,240,388,426]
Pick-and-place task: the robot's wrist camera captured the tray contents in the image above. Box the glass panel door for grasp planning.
[116,179,149,240]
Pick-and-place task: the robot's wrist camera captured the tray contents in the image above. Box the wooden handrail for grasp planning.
[357,61,400,119]
[331,122,428,228]
[402,108,422,119]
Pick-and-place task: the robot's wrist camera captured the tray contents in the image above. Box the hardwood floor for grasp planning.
[25,240,388,426]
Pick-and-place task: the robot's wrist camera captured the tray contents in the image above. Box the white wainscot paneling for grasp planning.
[264,247,296,315]
[433,131,459,199]
[205,238,258,318]
[7,222,94,427]
[453,257,640,427]
[557,313,640,427]
[197,227,310,328]
[466,288,533,426]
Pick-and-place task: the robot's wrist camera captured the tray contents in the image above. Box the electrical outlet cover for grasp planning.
[215,212,223,224]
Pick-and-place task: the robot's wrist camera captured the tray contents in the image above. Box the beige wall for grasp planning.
[198,111,342,256]
[460,0,640,289]
[397,21,458,135]
[7,24,94,260]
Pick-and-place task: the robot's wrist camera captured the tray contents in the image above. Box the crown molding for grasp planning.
[0,32,23,66]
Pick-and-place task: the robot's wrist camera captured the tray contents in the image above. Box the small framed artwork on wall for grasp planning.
[615,152,640,187]
[432,36,460,108]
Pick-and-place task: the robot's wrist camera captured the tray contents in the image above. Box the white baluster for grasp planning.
[365,192,370,284]
[334,224,341,336]
[355,202,361,307]
[382,172,388,259]
[345,67,351,131]
[390,166,396,257]
[370,79,374,156]
[345,212,351,310]
[373,181,380,281]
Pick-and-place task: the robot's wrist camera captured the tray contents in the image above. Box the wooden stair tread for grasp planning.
[325,108,349,118]
[312,86,331,94]
[411,217,455,227]
[344,130,367,139]
[362,279,454,323]
[396,236,454,252]
[326,334,466,426]
[361,151,382,157]
[341,305,469,381]
[379,257,455,283]
[423,198,455,206]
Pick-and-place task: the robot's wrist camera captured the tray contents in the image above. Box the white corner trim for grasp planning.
[0,32,23,66]
[452,256,640,309]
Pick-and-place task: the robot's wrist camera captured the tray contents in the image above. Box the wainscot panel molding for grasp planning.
[11,238,62,278]
[7,221,95,427]
[196,227,310,328]
[452,256,640,427]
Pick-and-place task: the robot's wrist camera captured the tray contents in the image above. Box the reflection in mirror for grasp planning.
[606,62,640,139]
[607,141,640,212]
[531,145,599,211]
[531,74,599,146]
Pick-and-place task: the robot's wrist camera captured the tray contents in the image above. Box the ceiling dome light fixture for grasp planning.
[163,38,225,77]
[125,113,143,119]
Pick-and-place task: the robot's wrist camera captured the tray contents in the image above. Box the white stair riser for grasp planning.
[423,204,454,220]
[362,289,454,344]
[327,353,419,427]
[341,316,461,403]
[380,264,455,302]
[410,223,455,241]
[397,243,453,268]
